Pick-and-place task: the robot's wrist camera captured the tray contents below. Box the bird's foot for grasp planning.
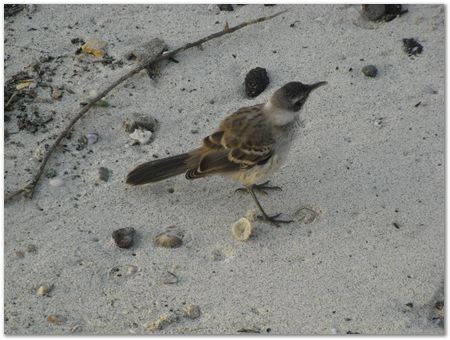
[235,181,282,195]
[257,213,293,228]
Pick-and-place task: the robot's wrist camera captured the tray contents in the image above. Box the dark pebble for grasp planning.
[362,65,378,77]
[406,302,414,308]
[112,227,135,249]
[361,4,386,21]
[245,67,269,98]
[218,4,233,11]
[385,5,408,22]
[435,300,444,310]
[98,167,110,182]
[403,38,423,56]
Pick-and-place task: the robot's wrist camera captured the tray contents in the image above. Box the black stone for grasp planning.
[361,65,378,77]
[112,227,135,249]
[403,38,423,56]
[245,67,269,98]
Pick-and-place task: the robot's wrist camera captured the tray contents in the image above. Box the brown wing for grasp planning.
[185,105,274,179]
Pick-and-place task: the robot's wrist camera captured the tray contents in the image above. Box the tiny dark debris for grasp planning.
[218,4,234,11]
[237,328,260,333]
[393,222,400,229]
[414,101,421,107]
[406,302,413,308]
[435,300,444,310]
[403,38,423,56]
[385,5,408,22]
[245,67,269,98]
[347,331,360,334]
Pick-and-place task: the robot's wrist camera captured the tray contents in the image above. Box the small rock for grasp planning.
[231,218,253,241]
[51,88,63,100]
[33,144,49,161]
[127,265,138,276]
[26,244,37,253]
[184,304,201,319]
[81,39,108,58]
[154,231,183,248]
[406,302,414,308]
[218,4,234,11]
[125,38,167,62]
[112,227,135,249]
[123,113,157,133]
[129,128,153,145]
[45,168,57,179]
[403,38,423,56]
[47,314,64,325]
[36,285,50,297]
[85,132,99,144]
[97,167,110,182]
[49,177,64,187]
[144,313,179,332]
[435,300,444,310]
[361,4,386,21]
[361,65,378,77]
[245,67,269,98]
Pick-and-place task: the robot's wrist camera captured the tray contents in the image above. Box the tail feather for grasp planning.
[126,153,190,185]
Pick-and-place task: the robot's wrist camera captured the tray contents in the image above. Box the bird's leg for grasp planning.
[235,180,282,195]
[247,186,293,227]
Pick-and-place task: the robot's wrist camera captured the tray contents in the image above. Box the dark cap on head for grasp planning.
[272,81,327,112]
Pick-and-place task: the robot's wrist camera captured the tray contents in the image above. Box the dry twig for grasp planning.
[5,10,287,202]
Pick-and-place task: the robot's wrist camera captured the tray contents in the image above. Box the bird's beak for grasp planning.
[307,81,328,92]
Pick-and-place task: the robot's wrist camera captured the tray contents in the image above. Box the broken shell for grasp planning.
[231,218,253,241]
[81,39,108,58]
[37,285,51,296]
[112,227,135,249]
[183,304,201,319]
[154,232,183,248]
[129,128,153,145]
[33,144,49,161]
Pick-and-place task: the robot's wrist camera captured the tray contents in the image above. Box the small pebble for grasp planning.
[26,244,37,253]
[47,314,62,325]
[245,67,269,98]
[144,313,179,332]
[184,304,201,319]
[98,167,110,182]
[112,227,136,249]
[125,38,167,62]
[51,88,62,100]
[231,218,253,241]
[403,38,423,56]
[361,4,386,21]
[127,265,138,276]
[45,168,57,179]
[36,285,50,296]
[154,231,183,248]
[406,302,414,308]
[86,132,99,144]
[123,112,157,133]
[218,4,234,11]
[435,301,444,310]
[361,65,378,77]
[49,177,64,187]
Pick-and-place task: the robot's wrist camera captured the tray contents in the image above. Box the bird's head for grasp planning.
[271,81,327,112]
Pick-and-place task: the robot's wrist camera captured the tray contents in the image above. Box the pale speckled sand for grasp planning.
[4,4,444,335]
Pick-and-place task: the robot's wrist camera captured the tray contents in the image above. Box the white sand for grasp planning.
[4,4,444,334]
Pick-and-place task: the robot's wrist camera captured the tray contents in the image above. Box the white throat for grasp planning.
[264,101,297,126]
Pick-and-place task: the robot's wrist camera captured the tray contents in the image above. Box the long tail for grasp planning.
[126,153,190,185]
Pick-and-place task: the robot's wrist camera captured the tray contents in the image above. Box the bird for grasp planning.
[126,81,327,226]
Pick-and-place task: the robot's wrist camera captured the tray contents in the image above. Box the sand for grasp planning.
[4,4,445,335]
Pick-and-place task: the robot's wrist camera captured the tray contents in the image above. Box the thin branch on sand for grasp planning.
[5,10,287,202]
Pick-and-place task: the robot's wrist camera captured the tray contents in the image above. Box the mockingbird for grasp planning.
[127,81,327,226]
